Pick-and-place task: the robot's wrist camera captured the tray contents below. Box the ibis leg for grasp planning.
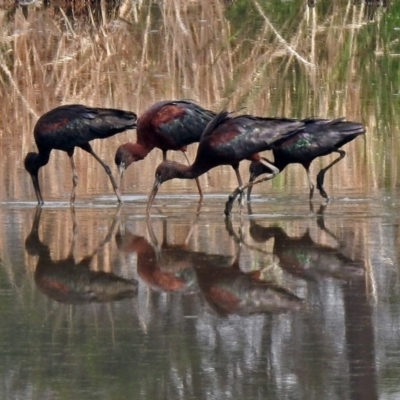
[316,150,345,200]
[246,176,255,202]
[247,158,275,202]
[225,160,279,216]
[234,166,244,207]
[87,147,122,203]
[69,155,79,205]
[305,167,315,201]
[182,151,203,201]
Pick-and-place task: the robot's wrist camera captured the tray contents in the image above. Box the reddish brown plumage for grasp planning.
[147,110,305,215]
[115,225,197,293]
[114,100,216,198]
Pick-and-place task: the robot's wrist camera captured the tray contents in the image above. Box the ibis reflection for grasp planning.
[117,217,303,316]
[245,208,365,282]
[25,208,138,304]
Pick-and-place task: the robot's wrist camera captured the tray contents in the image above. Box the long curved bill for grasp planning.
[146,177,161,215]
[118,163,126,188]
[31,174,44,205]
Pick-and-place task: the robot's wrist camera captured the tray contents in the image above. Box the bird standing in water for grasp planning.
[24,104,137,205]
[247,117,366,202]
[146,110,305,215]
[114,100,216,198]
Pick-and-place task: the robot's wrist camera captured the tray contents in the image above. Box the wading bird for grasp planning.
[24,104,137,205]
[146,110,305,215]
[246,118,366,202]
[114,100,216,198]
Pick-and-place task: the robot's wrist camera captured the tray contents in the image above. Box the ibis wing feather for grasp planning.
[158,102,216,147]
[137,100,216,150]
[197,115,304,164]
[34,104,137,150]
[273,118,365,162]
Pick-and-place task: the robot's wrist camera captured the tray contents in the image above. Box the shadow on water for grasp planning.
[25,207,138,304]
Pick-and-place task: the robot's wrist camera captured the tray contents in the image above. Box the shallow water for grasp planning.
[0,190,400,399]
[1,0,400,399]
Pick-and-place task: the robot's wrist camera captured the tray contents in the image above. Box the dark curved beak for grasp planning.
[146,176,161,215]
[118,163,126,188]
[246,173,256,202]
[30,173,44,205]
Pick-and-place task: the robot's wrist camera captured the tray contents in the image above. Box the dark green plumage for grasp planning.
[24,104,137,204]
[248,117,366,201]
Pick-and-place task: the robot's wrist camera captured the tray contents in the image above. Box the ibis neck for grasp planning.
[37,150,51,168]
[172,162,209,180]
[126,142,151,161]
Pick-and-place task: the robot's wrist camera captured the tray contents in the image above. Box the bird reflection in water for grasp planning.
[117,215,303,316]
[25,207,138,304]
[115,218,202,293]
[244,205,365,282]
[194,249,304,317]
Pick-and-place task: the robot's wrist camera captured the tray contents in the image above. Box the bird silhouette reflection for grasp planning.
[117,217,303,316]
[244,206,365,282]
[116,218,229,293]
[25,208,138,304]
[194,250,304,317]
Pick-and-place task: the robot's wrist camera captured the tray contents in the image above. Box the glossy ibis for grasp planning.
[146,110,305,215]
[24,104,137,205]
[114,100,216,198]
[246,117,366,202]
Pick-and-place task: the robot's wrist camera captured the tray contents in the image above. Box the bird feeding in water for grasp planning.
[24,104,137,205]
[246,117,366,202]
[146,110,305,215]
[114,100,216,199]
